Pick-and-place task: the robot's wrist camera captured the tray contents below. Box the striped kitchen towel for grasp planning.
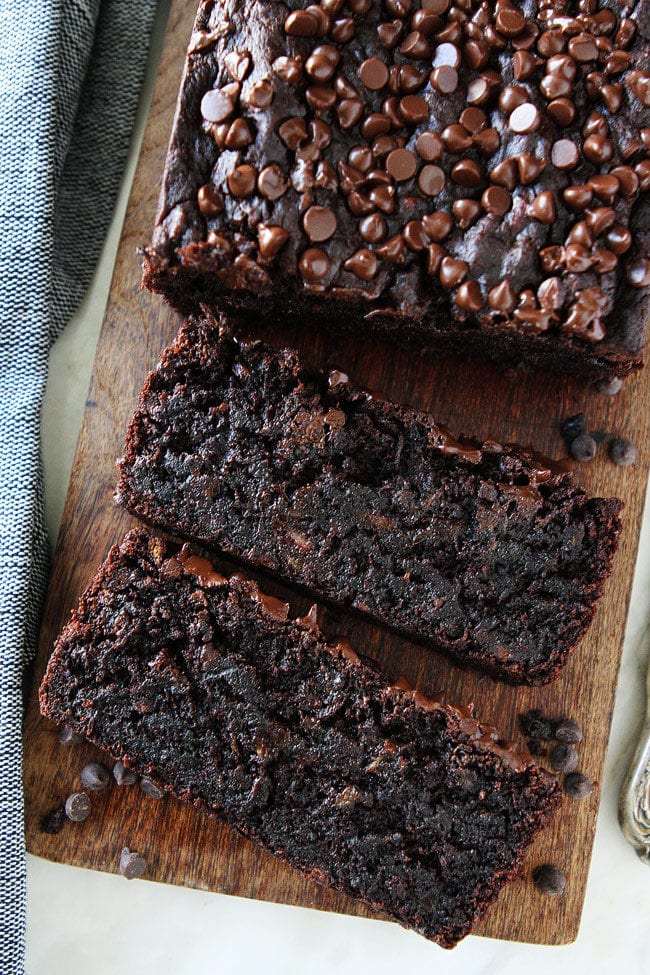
[0,2,158,971]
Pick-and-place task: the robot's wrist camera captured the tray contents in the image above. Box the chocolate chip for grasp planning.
[563,773,593,800]
[305,44,339,82]
[422,210,452,241]
[376,234,408,264]
[570,434,597,462]
[403,220,428,251]
[224,118,254,149]
[609,437,637,467]
[119,847,147,880]
[455,280,483,311]
[337,98,364,129]
[415,131,443,161]
[627,258,650,288]
[589,173,620,204]
[401,30,431,59]
[513,50,539,81]
[551,139,579,170]
[224,50,251,83]
[257,165,286,201]
[284,9,319,36]
[520,709,554,741]
[399,94,428,125]
[383,148,415,181]
[452,198,481,229]
[509,102,540,133]
[305,85,337,112]
[441,123,472,153]
[488,279,516,313]
[563,184,593,212]
[377,20,403,48]
[499,84,527,114]
[533,864,566,896]
[245,79,274,110]
[605,225,631,255]
[272,56,302,85]
[481,186,511,216]
[258,224,290,261]
[459,107,486,134]
[227,164,257,198]
[140,777,165,799]
[40,806,66,834]
[432,41,460,69]
[451,159,482,188]
[303,205,337,241]
[555,718,583,744]
[516,153,545,184]
[430,65,457,93]
[596,377,623,396]
[550,744,579,773]
[490,158,518,191]
[113,761,139,786]
[65,792,91,822]
[359,213,387,243]
[200,88,236,123]
[344,248,378,280]
[59,726,83,745]
[547,96,576,127]
[418,164,445,196]
[583,134,613,165]
[359,57,389,90]
[330,18,355,44]
[439,257,468,288]
[495,7,525,37]
[299,247,331,282]
[528,191,556,224]
[80,762,110,792]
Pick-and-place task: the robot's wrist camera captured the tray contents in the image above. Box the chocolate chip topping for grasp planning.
[163,0,650,353]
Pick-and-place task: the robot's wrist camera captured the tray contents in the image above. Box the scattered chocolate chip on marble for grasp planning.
[40,806,67,834]
[119,847,147,880]
[140,777,164,799]
[113,761,139,786]
[563,772,593,800]
[533,864,566,897]
[609,437,637,467]
[64,792,92,822]
[80,762,110,792]
[59,726,83,745]
[560,413,586,444]
[555,718,583,744]
[570,433,597,463]
[520,709,554,741]
[596,377,623,396]
[550,743,580,774]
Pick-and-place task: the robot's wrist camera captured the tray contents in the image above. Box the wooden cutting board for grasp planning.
[23,0,650,947]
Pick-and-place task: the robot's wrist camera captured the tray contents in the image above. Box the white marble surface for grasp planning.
[26,7,650,972]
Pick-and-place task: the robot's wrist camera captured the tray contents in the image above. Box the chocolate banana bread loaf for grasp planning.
[116,319,622,684]
[143,0,650,381]
[39,530,561,948]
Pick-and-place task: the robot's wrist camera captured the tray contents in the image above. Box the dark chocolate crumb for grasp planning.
[570,434,597,463]
[608,437,637,467]
[80,762,110,792]
[59,726,84,745]
[550,744,579,774]
[140,777,164,799]
[119,847,147,880]
[596,377,623,396]
[64,792,91,822]
[533,864,566,896]
[561,413,586,444]
[520,709,554,741]
[555,719,583,744]
[40,806,66,834]
[113,761,139,786]
[563,773,593,800]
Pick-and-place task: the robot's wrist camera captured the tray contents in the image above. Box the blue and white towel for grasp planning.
[0,3,157,971]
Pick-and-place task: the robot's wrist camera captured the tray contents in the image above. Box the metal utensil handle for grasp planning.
[619,653,650,863]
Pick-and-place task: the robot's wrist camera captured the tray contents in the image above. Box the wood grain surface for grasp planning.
[23,0,650,948]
